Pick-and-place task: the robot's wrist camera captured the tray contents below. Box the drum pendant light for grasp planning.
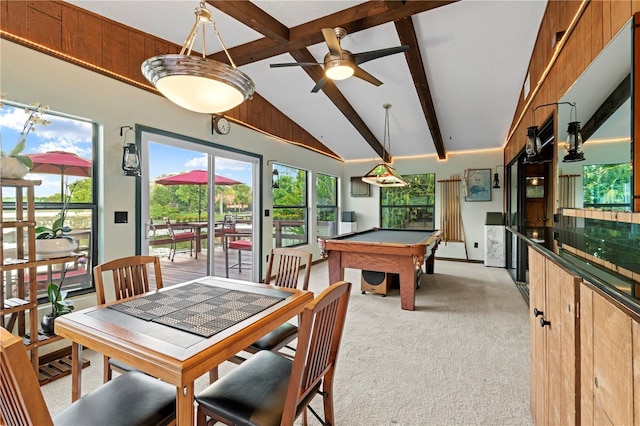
[141,1,255,114]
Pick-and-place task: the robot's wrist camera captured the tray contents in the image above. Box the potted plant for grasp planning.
[41,268,74,334]
[0,99,49,179]
[35,182,79,259]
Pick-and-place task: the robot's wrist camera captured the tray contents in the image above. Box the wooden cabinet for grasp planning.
[529,248,581,425]
[580,284,640,425]
[1,178,77,372]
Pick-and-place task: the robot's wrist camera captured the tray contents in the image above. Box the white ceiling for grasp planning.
[65,0,548,161]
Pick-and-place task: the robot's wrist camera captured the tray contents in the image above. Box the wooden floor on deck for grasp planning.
[153,245,253,287]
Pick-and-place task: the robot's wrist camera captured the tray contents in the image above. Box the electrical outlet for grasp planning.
[474,242,478,248]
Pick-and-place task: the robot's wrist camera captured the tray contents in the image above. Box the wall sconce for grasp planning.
[527,101,585,164]
[120,126,140,177]
[268,160,280,189]
[492,165,504,189]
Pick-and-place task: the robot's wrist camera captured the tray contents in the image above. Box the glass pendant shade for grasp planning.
[362,103,408,188]
[563,121,585,162]
[525,126,541,156]
[141,1,255,114]
[362,163,408,187]
[143,55,254,113]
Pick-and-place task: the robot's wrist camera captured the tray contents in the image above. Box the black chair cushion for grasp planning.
[196,351,292,426]
[53,371,176,426]
[250,323,297,351]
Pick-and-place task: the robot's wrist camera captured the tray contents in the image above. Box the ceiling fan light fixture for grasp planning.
[324,54,355,80]
[141,1,254,113]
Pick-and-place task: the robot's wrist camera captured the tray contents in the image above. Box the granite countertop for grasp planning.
[508,223,640,318]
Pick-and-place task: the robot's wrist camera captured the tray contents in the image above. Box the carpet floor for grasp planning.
[41,260,532,425]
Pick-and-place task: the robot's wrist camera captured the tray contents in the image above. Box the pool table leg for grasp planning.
[327,252,345,285]
[399,262,416,311]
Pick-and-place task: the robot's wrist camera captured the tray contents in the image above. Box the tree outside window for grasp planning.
[380,174,435,229]
[273,164,308,247]
[316,173,337,237]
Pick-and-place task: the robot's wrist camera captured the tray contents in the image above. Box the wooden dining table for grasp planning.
[54,276,313,425]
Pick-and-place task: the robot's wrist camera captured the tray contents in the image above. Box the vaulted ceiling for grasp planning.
[64,0,548,162]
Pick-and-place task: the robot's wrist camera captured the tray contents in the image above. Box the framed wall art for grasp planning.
[465,168,492,201]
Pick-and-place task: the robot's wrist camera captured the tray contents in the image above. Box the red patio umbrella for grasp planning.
[155,170,242,220]
[27,151,92,201]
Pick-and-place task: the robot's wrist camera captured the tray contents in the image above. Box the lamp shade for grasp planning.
[142,55,255,114]
[362,163,408,187]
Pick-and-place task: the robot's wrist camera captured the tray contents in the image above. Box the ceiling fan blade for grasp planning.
[354,45,410,65]
[353,67,383,87]
[270,62,321,68]
[322,28,343,56]
[311,76,329,93]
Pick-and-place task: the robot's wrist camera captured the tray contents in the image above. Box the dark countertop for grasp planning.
[508,224,640,319]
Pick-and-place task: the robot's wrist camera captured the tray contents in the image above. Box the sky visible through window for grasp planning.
[1,103,252,196]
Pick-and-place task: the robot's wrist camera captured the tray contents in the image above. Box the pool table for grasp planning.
[319,228,442,311]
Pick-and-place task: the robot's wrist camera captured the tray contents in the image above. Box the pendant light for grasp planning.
[141,1,255,114]
[362,104,408,187]
[120,126,140,177]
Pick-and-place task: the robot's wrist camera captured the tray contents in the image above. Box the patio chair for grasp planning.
[195,280,352,426]
[210,247,312,381]
[93,255,163,382]
[165,218,196,261]
[0,327,176,426]
[215,215,237,250]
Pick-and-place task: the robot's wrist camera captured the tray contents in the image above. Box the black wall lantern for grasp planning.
[120,126,141,177]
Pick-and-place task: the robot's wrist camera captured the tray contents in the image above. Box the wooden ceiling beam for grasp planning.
[290,49,387,160]
[394,16,447,159]
[206,1,289,43]
[210,0,457,66]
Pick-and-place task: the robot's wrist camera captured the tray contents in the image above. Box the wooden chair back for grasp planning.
[0,327,54,426]
[281,281,351,425]
[93,255,163,305]
[264,247,312,290]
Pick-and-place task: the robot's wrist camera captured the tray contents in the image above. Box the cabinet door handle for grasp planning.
[533,308,544,317]
[540,318,551,327]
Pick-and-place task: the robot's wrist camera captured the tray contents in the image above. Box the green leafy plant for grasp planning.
[36,182,77,239]
[46,269,74,316]
[0,97,50,168]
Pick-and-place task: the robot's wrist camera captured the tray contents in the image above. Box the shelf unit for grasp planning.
[0,178,77,372]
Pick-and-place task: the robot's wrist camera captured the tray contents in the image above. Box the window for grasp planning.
[272,164,308,247]
[583,163,631,210]
[0,101,96,301]
[380,173,435,229]
[316,173,338,237]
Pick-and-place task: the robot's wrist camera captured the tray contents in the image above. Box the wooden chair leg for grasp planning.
[103,354,112,383]
[208,366,219,383]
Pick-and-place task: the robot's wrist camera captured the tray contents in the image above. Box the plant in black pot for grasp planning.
[41,268,74,334]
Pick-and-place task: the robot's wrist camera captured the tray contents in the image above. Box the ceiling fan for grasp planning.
[270,27,410,93]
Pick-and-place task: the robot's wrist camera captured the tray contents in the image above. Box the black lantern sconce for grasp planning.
[492,165,503,189]
[527,101,585,164]
[120,126,141,177]
[267,160,280,189]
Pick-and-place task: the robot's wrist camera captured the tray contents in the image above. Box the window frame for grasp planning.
[379,173,436,230]
[272,163,309,248]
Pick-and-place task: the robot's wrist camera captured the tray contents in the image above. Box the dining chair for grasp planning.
[209,247,312,382]
[195,280,352,426]
[0,327,176,426]
[164,218,196,261]
[93,255,163,382]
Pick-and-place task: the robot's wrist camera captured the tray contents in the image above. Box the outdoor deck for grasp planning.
[153,245,253,286]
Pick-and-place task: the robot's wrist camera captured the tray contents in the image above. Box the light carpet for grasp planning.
[42,260,532,425]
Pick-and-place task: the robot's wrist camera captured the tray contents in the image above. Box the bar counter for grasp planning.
[508,219,640,319]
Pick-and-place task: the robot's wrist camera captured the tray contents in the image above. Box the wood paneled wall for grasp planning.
[504,1,639,210]
[0,0,339,160]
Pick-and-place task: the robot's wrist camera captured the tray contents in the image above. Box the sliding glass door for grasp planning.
[138,127,260,282]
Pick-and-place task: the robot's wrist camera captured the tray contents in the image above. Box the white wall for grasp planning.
[342,150,504,261]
